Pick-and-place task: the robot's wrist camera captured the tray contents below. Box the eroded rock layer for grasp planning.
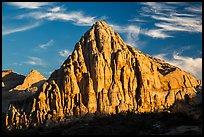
[4,21,201,130]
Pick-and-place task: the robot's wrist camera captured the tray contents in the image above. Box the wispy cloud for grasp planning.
[142,29,173,38]
[38,40,54,49]
[154,52,202,80]
[128,18,147,22]
[48,6,64,12]
[17,11,96,26]
[138,2,202,34]
[13,62,22,66]
[152,15,202,33]
[141,2,176,14]
[2,22,41,36]
[25,56,45,66]
[185,5,202,13]
[109,23,171,46]
[125,26,140,47]
[59,50,71,57]
[7,2,50,9]
[109,24,141,48]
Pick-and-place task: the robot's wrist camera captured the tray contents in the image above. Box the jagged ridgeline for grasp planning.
[4,21,201,130]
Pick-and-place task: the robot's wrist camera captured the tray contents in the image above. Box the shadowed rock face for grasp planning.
[4,21,201,130]
[2,70,25,91]
[2,70,46,114]
[2,70,26,113]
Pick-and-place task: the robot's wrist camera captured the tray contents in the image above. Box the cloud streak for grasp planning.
[17,11,96,26]
[185,5,202,13]
[2,22,41,36]
[25,56,45,66]
[38,40,54,49]
[109,23,172,48]
[137,2,202,35]
[152,15,202,33]
[7,2,50,9]
[109,24,141,47]
[59,50,71,57]
[48,6,64,12]
[142,29,173,38]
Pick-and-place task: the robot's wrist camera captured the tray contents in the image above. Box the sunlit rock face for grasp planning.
[4,21,201,130]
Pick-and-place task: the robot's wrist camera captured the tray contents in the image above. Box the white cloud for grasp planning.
[125,26,140,47]
[185,6,202,13]
[7,2,50,9]
[155,22,202,33]
[154,52,202,80]
[48,6,63,12]
[59,50,71,57]
[142,29,173,38]
[128,18,147,22]
[18,11,96,26]
[152,15,202,33]
[25,56,44,66]
[171,13,196,17]
[139,2,202,34]
[164,2,187,5]
[109,23,172,47]
[109,24,141,48]
[13,63,22,66]
[38,40,54,49]
[141,2,176,14]
[2,22,40,36]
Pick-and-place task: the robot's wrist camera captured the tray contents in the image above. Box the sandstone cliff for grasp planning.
[4,21,201,130]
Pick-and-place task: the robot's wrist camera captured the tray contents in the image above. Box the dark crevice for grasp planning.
[165,90,171,103]
[186,75,194,87]
[120,66,125,96]
[183,75,187,87]
[134,58,142,109]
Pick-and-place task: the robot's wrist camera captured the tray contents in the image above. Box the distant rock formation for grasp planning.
[13,69,46,92]
[2,70,46,114]
[2,70,25,91]
[4,21,202,130]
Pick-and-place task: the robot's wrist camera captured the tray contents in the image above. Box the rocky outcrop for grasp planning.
[2,70,25,91]
[2,70,46,114]
[13,69,46,92]
[2,70,26,113]
[4,21,201,130]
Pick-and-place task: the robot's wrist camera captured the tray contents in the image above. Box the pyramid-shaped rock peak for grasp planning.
[5,21,201,130]
[14,69,46,91]
[81,20,126,53]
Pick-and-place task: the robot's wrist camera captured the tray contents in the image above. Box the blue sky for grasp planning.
[2,2,202,79]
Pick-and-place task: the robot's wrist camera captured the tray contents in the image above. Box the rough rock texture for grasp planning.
[4,21,201,130]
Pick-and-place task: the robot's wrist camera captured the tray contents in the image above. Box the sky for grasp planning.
[2,2,202,80]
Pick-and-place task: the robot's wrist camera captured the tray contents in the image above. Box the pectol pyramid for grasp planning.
[13,69,46,91]
[4,21,201,129]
